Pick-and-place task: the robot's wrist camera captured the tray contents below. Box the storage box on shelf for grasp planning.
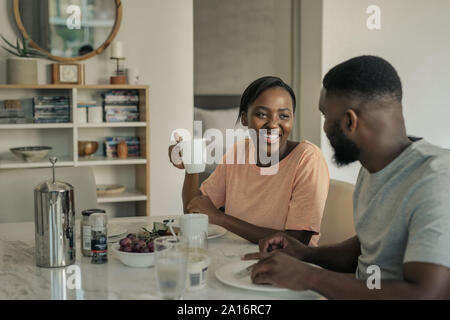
[0,85,150,217]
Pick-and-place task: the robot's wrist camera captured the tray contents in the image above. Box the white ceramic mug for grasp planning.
[180,214,210,291]
[180,139,206,174]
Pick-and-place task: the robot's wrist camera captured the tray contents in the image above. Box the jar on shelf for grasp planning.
[117,140,128,159]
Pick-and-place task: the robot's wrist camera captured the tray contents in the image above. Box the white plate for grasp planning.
[215,260,289,292]
[108,225,127,238]
[207,224,227,240]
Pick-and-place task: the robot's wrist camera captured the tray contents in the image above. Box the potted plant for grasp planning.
[1,34,48,84]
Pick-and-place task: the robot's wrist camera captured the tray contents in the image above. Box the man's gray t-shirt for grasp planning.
[354,138,450,280]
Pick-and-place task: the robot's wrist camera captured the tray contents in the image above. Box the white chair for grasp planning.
[319,179,356,246]
[0,166,97,223]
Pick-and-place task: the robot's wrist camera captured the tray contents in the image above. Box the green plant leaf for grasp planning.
[23,38,28,53]
[0,34,18,51]
[20,35,28,56]
[17,37,26,56]
[1,45,21,57]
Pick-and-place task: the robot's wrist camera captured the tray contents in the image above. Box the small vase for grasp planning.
[117,140,128,159]
[6,58,38,84]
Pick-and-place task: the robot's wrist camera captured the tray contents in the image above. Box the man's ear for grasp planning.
[241,112,248,127]
[342,109,358,134]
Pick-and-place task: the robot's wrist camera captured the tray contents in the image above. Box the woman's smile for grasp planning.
[260,130,281,145]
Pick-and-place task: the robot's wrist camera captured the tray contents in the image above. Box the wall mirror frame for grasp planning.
[13,0,122,62]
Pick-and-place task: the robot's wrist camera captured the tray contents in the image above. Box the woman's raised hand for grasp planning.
[168,133,184,169]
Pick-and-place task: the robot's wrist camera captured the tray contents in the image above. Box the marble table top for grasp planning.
[0,216,324,300]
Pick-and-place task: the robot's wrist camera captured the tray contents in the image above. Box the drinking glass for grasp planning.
[186,232,208,251]
[154,236,188,300]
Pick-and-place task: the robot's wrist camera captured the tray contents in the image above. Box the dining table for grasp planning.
[0,215,325,300]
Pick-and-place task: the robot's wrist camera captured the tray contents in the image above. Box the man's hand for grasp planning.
[250,251,316,291]
[186,195,223,225]
[242,232,312,261]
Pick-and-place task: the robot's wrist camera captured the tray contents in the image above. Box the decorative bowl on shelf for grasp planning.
[78,141,98,157]
[10,146,52,162]
[96,184,126,197]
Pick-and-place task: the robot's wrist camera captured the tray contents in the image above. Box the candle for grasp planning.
[111,41,123,58]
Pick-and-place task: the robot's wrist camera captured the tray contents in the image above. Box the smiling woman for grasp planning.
[239,77,296,161]
[169,76,330,246]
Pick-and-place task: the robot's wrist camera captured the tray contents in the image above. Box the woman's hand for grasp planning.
[186,195,223,225]
[249,251,316,291]
[168,133,184,169]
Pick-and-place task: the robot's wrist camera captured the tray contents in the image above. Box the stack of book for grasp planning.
[102,90,139,122]
[33,96,70,123]
[0,105,26,124]
[104,136,140,158]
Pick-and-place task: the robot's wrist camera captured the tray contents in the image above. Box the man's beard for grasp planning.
[327,122,360,167]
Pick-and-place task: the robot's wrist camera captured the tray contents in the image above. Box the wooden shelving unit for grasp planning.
[0,84,150,217]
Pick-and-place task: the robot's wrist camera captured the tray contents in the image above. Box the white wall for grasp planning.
[0,0,194,216]
[321,0,450,184]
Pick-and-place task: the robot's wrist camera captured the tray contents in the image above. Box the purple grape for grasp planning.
[137,240,147,248]
[142,247,150,253]
[119,238,131,247]
[122,246,132,253]
[127,233,137,241]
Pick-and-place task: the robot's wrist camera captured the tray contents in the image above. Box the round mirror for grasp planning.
[14,0,122,61]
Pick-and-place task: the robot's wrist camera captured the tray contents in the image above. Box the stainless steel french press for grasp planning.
[34,157,75,267]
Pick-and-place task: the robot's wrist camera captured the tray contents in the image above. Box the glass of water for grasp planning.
[154,236,188,300]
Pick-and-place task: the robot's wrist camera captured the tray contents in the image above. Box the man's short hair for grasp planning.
[323,55,403,101]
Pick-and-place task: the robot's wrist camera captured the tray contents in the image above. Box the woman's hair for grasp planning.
[237,76,296,122]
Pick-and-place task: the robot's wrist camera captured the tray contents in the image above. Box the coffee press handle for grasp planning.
[49,157,58,183]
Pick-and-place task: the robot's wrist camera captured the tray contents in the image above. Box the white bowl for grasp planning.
[112,243,155,268]
[10,146,52,162]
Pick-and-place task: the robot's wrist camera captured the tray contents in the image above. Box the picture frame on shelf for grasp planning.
[51,63,85,85]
